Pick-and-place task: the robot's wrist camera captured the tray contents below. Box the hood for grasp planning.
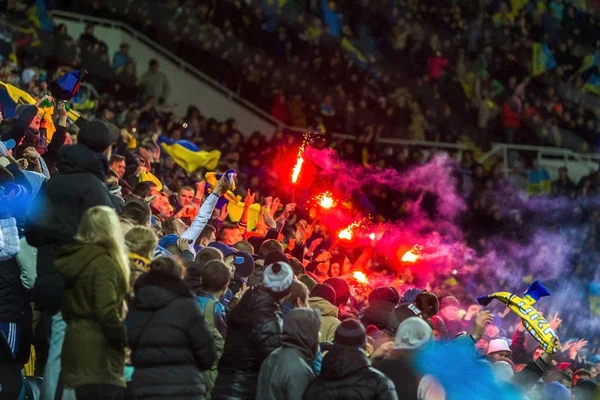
[56,144,108,181]
[133,271,194,311]
[321,346,371,380]
[229,286,280,328]
[54,242,108,287]
[281,308,321,361]
[310,297,339,318]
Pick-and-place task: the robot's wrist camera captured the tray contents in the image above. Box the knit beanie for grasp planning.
[440,296,460,309]
[263,262,294,296]
[401,288,423,304]
[323,277,350,306]
[368,287,400,306]
[334,319,366,349]
[542,382,571,400]
[299,274,317,291]
[393,317,432,350]
[311,284,336,306]
[265,250,289,266]
[233,251,255,278]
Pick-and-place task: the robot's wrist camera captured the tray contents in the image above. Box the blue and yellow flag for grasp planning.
[0,81,80,141]
[161,143,221,173]
[532,42,557,76]
[583,74,600,96]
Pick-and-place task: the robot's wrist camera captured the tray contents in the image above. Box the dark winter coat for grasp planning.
[257,308,320,400]
[211,287,283,400]
[128,272,216,400]
[0,256,33,364]
[374,357,420,400]
[54,242,127,388]
[26,143,113,314]
[303,346,398,400]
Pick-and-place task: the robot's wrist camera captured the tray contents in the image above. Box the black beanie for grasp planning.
[323,277,350,306]
[368,287,400,306]
[78,119,119,152]
[334,319,366,349]
[265,250,289,266]
[311,283,336,306]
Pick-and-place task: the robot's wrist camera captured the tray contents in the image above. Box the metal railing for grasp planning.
[478,143,599,177]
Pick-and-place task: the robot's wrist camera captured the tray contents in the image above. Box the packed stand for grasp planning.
[49,0,600,152]
[0,4,600,400]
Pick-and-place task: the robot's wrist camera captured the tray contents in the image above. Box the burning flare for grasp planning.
[353,271,368,284]
[316,192,335,209]
[291,156,304,184]
[338,227,353,240]
[401,245,423,263]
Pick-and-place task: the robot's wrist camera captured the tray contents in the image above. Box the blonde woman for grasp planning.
[125,226,158,290]
[54,206,129,400]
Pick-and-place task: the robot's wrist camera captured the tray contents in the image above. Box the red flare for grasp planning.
[291,156,304,184]
[401,245,423,263]
[315,191,335,209]
[353,271,368,284]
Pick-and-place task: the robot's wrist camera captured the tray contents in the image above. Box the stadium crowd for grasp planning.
[0,1,600,400]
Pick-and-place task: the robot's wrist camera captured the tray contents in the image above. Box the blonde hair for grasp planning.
[125,226,158,260]
[77,206,130,288]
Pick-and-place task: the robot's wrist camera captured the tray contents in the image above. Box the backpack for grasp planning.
[198,299,224,399]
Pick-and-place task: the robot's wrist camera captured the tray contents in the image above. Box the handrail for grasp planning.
[330,133,471,150]
[479,143,598,176]
[52,10,286,128]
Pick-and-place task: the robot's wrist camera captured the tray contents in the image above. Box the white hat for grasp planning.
[263,262,294,294]
[487,338,511,355]
[393,317,432,350]
[492,360,514,383]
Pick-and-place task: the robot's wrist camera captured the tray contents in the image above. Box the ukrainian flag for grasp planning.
[583,74,600,96]
[0,81,80,141]
[160,143,221,173]
[532,42,557,76]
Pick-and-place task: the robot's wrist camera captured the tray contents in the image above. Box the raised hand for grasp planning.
[244,189,256,208]
[472,311,493,341]
[218,204,229,222]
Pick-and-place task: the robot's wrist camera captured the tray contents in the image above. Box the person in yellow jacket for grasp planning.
[309,284,341,342]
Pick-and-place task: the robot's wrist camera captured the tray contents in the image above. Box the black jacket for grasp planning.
[373,358,420,400]
[257,308,320,400]
[128,272,216,400]
[26,143,113,313]
[303,346,398,400]
[212,287,283,400]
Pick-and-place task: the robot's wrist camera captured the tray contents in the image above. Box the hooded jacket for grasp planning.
[128,271,216,400]
[303,346,398,400]
[212,287,283,400]
[257,308,321,400]
[26,143,114,314]
[309,296,341,342]
[53,242,127,388]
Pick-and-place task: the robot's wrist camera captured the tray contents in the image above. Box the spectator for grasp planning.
[140,59,170,105]
[257,308,321,400]
[303,319,398,400]
[212,261,294,400]
[53,206,129,399]
[128,256,217,400]
[552,167,576,198]
[309,283,341,342]
[112,43,132,70]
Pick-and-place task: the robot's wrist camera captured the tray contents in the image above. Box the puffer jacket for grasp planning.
[257,308,320,400]
[212,287,283,400]
[128,271,216,400]
[309,297,341,342]
[303,346,398,400]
